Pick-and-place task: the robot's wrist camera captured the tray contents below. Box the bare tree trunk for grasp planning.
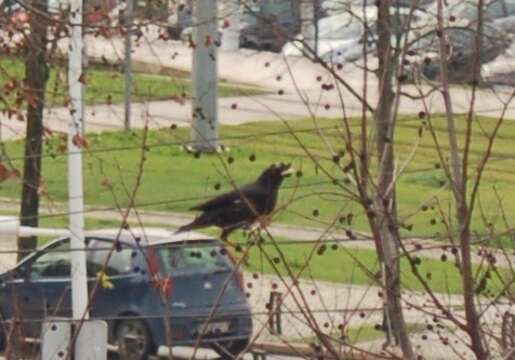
[18,0,49,261]
[374,1,414,358]
[436,0,487,358]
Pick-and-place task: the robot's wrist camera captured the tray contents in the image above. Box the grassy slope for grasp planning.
[1,116,513,239]
[242,237,506,295]
[0,57,264,108]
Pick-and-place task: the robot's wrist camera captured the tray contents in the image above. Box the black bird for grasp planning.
[176,163,293,240]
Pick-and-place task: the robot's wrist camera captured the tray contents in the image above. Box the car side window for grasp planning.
[87,240,133,277]
[30,240,70,279]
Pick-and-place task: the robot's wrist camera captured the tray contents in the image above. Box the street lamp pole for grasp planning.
[191,0,218,152]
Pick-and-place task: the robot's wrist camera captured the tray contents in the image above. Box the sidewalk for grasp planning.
[0,92,355,141]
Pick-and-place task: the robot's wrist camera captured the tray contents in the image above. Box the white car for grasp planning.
[322,0,433,14]
[282,6,422,64]
[282,7,378,63]
[482,16,515,82]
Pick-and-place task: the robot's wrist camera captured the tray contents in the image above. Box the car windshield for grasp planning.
[155,243,233,275]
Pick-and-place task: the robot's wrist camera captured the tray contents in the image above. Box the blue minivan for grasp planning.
[0,228,253,359]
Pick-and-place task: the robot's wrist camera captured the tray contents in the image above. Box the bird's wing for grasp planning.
[190,184,267,211]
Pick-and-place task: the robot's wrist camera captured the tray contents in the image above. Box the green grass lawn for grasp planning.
[241,236,510,295]
[0,56,265,108]
[1,115,514,242]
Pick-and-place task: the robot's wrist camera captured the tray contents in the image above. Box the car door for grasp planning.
[30,245,72,319]
[86,239,137,319]
[0,263,42,338]
[2,239,72,338]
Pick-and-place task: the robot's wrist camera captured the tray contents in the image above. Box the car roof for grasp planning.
[84,228,216,246]
[8,228,217,270]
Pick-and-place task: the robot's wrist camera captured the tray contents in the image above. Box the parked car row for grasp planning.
[279,0,515,82]
[0,228,252,360]
[160,0,515,78]
[282,6,428,64]
[408,0,515,82]
[409,23,511,82]
[167,0,301,52]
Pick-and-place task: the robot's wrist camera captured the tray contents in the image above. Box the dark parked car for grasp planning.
[238,0,301,52]
[0,229,252,359]
[240,19,300,52]
[408,25,511,82]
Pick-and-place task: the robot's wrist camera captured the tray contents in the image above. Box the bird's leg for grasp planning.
[256,214,273,230]
[220,227,251,266]
[220,226,239,246]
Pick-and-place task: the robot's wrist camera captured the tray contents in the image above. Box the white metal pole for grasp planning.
[191,0,218,152]
[124,0,133,131]
[0,216,72,237]
[68,0,90,358]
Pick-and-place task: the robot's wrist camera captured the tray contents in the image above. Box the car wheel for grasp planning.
[212,338,249,359]
[116,319,156,360]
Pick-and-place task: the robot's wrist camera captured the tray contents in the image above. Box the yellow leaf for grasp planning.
[96,270,114,289]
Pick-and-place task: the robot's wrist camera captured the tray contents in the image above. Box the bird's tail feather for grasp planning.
[175,217,206,234]
[175,223,195,234]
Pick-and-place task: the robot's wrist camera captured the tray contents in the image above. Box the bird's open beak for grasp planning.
[280,163,294,177]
